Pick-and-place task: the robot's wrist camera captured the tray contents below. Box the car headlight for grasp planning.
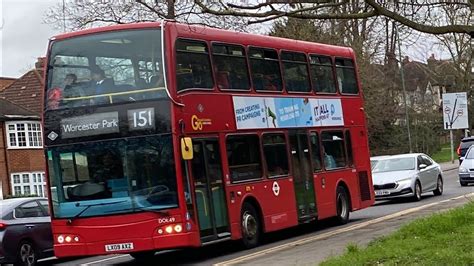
[459,167,468,173]
[396,178,412,186]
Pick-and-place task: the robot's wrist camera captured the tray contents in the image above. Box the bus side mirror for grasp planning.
[181,137,193,160]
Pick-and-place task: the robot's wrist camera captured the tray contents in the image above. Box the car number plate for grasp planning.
[375,190,390,196]
[105,243,134,252]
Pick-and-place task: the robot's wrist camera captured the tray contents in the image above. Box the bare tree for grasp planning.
[45,0,249,31]
[194,0,473,35]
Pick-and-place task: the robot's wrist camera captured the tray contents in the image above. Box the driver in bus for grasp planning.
[93,151,123,184]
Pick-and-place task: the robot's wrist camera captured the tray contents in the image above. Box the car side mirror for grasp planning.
[419,164,427,170]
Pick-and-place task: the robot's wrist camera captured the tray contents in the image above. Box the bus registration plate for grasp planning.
[105,243,134,252]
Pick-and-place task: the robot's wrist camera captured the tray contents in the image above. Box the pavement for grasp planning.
[439,161,459,172]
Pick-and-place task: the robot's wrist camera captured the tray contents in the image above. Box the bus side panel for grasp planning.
[350,126,375,210]
[341,98,365,127]
[225,179,299,237]
[314,169,356,219]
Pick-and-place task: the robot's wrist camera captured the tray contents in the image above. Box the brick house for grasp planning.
[0,58,46,199]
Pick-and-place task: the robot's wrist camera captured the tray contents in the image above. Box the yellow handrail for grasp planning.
[62,87,166,102]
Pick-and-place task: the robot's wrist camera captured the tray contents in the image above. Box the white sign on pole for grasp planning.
[443,92,468,130]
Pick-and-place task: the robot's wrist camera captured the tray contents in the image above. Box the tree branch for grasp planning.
[365,0,473,35]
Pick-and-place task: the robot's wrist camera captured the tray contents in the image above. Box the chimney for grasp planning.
[427,53,436,67]
[402,56,410,65]
[35,57,46,70]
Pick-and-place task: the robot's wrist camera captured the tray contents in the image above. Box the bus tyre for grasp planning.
[130,251,156,261]
[412,181,422,201]
[460,181,468,187]
[15,241,37,266]
[241,202,260,249]
[334,186,350,225]
[433,176,443,196]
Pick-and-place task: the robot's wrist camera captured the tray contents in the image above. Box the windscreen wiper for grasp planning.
[67,200,127,224]
[104,206,170,216]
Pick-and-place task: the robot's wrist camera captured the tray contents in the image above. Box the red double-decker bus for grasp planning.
[43,21,374,259]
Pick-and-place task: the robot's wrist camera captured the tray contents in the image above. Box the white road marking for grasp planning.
[214,192,474,266]
[80,254,130,265]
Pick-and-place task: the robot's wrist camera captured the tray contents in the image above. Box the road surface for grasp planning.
[44,168,472,265]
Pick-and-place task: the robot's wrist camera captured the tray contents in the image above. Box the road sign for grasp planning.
[442,92,468,130]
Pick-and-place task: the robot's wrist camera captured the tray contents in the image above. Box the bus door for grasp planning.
[289,130,317,221]
[190,138,230,241]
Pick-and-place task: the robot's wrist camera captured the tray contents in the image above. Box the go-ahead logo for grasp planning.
[191,115,212,131]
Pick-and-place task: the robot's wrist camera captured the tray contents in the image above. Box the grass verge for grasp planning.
[320,201,474,266]
[430,143,454,163]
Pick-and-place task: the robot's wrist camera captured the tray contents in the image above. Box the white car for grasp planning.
[370,155,391,170]
[372,153,443,201]
[458,145,474,186]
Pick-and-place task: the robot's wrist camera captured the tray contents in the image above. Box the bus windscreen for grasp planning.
[47,134,178,219]
[46,29,166,110]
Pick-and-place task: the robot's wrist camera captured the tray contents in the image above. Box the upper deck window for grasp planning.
[212,44,250,90]
[249,47,283,92]
[281,51,311,93]
[46,29,166,110]
[335,58,358,94]
[175,39,213,91]
[310,55,336,94]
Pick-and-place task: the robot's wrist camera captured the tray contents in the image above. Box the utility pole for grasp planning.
[396,26,413,153]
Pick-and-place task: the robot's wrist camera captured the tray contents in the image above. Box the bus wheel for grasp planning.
[241,202,260,249]
[334,186,350,225]
[130,250,156,261]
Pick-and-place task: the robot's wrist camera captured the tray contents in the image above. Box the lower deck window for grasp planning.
[321,131,346,169]
[226,135,262,182]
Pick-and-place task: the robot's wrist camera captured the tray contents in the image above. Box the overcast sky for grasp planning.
[1,0,60,78]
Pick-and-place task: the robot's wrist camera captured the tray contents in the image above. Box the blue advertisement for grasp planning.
[233,96,343,129]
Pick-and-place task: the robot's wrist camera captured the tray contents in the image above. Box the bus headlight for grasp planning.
[174,224,182,233]
[157,224,184,234]
[459,167,468,173]
[57,235,65,243]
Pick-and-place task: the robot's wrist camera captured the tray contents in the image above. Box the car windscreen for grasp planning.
[465,148,474,159]
[372,157,415,173]
[46,28,166,110]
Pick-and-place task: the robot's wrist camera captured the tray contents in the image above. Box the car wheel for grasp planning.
[241,202,261,249]
[412,181,422,201]
[433,176,443,196]
[15,241,37,266]
[130,250,156,261]
[334,186,350,225]
[460,181,468,187]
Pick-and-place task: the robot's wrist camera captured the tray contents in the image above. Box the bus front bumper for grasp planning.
[54,232,199,258]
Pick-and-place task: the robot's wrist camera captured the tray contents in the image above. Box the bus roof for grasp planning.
[50,21,354,59]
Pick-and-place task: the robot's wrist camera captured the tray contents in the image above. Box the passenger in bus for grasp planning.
[149,75,165,88]
[324,151,337,169]
[214,63,230,90]
[263,74,280,91]
[314,67,333,93]
[91,67,114,95]
[64,73,77,88]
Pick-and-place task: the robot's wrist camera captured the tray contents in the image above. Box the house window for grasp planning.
[10,172,46,197]
[6,121,43,148]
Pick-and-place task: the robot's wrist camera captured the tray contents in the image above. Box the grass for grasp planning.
[430,143,454,163]
[320,201,474,266]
